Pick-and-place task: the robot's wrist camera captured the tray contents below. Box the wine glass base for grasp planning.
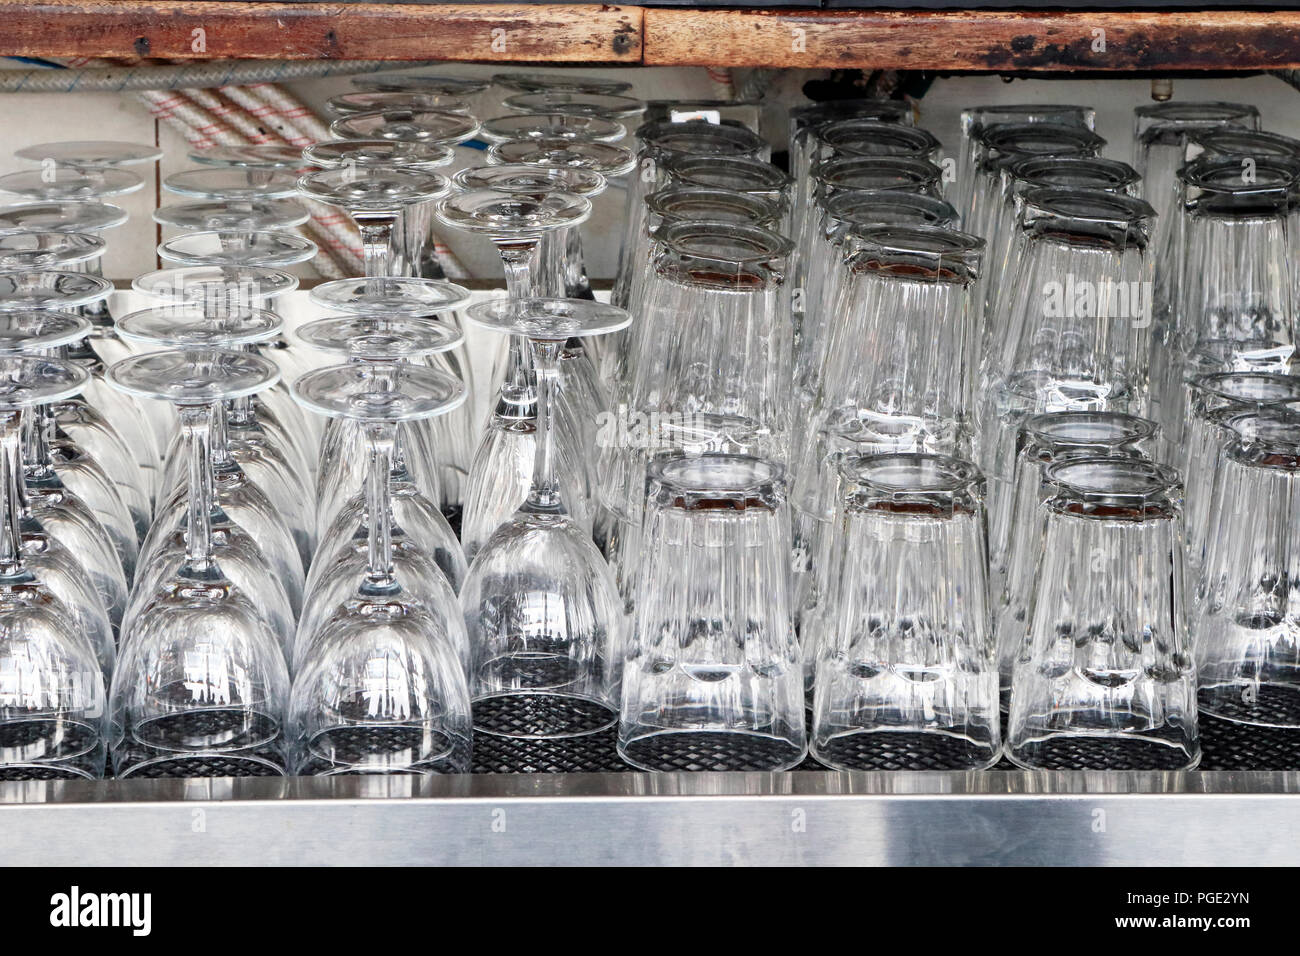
[1005,734,1199,771]
[1198,683,1300,729]
[0,717,101,764]
[119,754,286,779]
[0,764,95,781]
[302,725,470,775]
[120,709,287,778]
[472,691,616,739]
[618,729,806,773]
[811,729,1000,772]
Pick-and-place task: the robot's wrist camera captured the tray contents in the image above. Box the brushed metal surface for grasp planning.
[1,771,1297,865]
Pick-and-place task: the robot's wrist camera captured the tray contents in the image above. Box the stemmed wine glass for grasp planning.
[305,276,477,518]
[292,319,470,674]
[288,361,472,774]
[107,348,291,777]
[0,315,133,635]
[0,354,109,780]
[114,306,302,658]
[296,314,464,550]
[302,139,456,280]
[460,297,630,742]
[298,166,450,281]
[0,269,154,534]
[436,188,592,559]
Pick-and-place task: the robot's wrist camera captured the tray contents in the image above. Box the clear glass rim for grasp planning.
[329,108,481,145]
[0,354,88,407]
[163,167,301,200]
[492,72,632,95]
[480,113,626,144]
[819,118,941,156]
[14,139,164,166]
[1020,185,1156,227]
[0,166,144,199]
[1191,370,1300,405]
[647,186,779,225]
[296,167,450,209]
[132,265,298,302]
[648,452,784,504]
[1009,155,1141,191]
[115,304,283,347]
[1224,406,1300,461]
[302,139,455,171]
[107,347,280,405]
[157,230,318,268]
[0,200,127,233]
[814,154,942,190]
[636,119,765,157]
[502,90,647,119]
[664,153,792,191]
[978,121,1106,156]
[1135,100,1259,122]
[294,315,463,357]
[838,452,982,498]
[464,296,630,341]
[152,199,309,230]
[457,163,606,197]
[486,139,634,177]
[849,222,984,259]
[1179,155,1300,194]
[657,217,793,264]
[290,361,467,422]
[327,91,471,116]
[1044,457,1181,506]
[0,230,105,265]
[0,270,113,308]
[187,144,308,169]
[1190,127,1300,160]
[793,98,911,132]
[1023,411,1159,450]
[435,188,592,237]
[827,189,958,227]
[308,277,471,315]
[0,310,92,351]
[354,72,490,95]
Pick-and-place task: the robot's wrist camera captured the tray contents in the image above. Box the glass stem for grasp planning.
[211,400,234,472]
[524,338,564,514]
[23,403,55,482]
[356,212,396,280]
[178,404,216,578]
[498,239,537,298]
[0,410,26,578]
[362,420,398,594]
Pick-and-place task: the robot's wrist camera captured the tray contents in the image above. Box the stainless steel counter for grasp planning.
[2,771,1294,866]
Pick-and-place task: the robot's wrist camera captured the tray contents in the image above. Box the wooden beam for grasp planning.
[0,4,1296,71]
[0,1,642,62]
[643,8,1300,71]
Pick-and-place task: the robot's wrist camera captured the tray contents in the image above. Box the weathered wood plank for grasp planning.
[0,1,642,62]
[643,8,1300,71]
